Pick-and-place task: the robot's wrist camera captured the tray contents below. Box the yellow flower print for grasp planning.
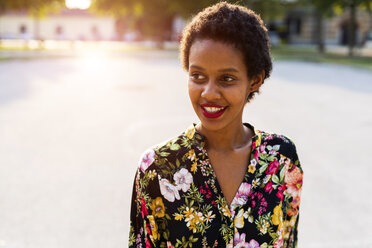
[185,126,195,139]
[183,207,194,219]
[220,205,231,217]
[185,211,205,233]
[259,219,270,234]
[252,178,260,188]
[148,170,157,180]
[283,216,297,239]
[248,164,256,173]
[148,215,159,240]
[234,209,245,229]
[255,132,261,147]
[173,213,184,221]
[191,162,197,173]
[150,197,165,218]
[272,203,284,230]
[186,149,196,161]
[205,211,215,223]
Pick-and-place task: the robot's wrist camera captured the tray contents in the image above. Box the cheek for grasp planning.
[224,88,249,105]
[187,81,200,102]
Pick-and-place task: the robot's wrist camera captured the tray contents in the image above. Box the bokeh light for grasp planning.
[65,0,91,9]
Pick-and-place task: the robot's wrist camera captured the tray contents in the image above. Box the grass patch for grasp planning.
[271,45,372,70]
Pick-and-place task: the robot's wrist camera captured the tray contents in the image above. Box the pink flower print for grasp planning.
[264,181,274,194]
[139,149,155,172]
[287,183,302,198]
[291,195,301,209]
[247,239,260,248]
[260,144,266,153]
[146,237,152,248]
[276,184,286,201]
[269,149,278,155]
[141,197,148,218]
[273,237,284,248]
[285,165,302,185]
[285,165,303,198]
[234,234,260,248]
[234,232,247,244]
[211,200,217,207]
[260,197,267,207]
[254,150,259,161]
[256,192,263,200]
[159,178,180,202]
[201,184,212,199]
[231,183,251,206]
[200,186,206,195]
[266,160,279,175]
[258,207,263,215]
[174,168,193,192]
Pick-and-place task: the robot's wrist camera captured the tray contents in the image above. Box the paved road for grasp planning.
[0,51,371,248]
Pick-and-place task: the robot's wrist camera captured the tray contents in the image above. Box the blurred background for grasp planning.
[0,0,372,247]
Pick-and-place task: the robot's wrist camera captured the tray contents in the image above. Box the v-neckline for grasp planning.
[197,123,261,218]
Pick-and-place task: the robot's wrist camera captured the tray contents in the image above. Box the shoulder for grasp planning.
[257,129,300,165]
[137,129,192,174]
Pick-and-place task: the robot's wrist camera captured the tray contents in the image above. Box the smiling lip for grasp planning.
[200,103,227,119]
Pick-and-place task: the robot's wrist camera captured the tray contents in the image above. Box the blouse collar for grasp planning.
[184,123,262,148]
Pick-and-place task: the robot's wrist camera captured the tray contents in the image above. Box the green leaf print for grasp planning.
[170,143,181,151]
[272,174,279,184]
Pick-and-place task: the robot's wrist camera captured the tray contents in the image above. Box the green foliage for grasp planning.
[90,0,303,41]
[0,0,64,17]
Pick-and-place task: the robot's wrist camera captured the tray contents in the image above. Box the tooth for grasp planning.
[205,107,223,113]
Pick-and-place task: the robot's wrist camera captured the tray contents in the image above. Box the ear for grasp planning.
[249,70,265,92]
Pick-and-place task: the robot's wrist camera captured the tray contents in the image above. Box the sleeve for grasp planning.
[282,141,303,248]
[129,151,161,248]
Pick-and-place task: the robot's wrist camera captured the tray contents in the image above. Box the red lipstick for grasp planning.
[200,103,227,119]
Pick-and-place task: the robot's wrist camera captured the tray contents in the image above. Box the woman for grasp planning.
[129,2,303,248]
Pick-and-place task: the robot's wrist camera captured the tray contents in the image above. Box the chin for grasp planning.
[198,117,229,132]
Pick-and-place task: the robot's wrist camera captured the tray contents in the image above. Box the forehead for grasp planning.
[188,39,246,72]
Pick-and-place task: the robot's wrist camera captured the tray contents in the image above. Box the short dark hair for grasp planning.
[180,2,272,101]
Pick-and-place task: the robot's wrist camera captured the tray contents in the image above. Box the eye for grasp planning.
[220,75,236,84]
[190,72,206,82]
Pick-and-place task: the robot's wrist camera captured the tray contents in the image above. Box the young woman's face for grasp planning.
[188,39,258,132]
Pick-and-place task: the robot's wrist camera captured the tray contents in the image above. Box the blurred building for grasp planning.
[0,9,115,41]
[0,9,186,42]
[283,7,372,46]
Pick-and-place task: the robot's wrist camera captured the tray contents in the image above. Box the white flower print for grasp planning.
[250,159,257,167]
[174,168,193,192]
[263,174,271,184]
[159,178,180,202]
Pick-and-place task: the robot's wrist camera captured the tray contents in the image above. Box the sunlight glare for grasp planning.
[78,49,108,71]
[65,0,91,9]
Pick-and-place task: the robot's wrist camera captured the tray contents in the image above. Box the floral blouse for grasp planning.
[129,123,303,248]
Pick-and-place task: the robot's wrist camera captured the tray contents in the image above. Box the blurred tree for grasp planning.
[92,0,294,46]
[240,0,299,22]
[92,0,214,44]
[332,0,372,56]
[305,0,372,55]
[306,0,336,54]
[91,0,137,41]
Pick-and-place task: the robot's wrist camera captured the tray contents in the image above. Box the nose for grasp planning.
[201,80,221,101]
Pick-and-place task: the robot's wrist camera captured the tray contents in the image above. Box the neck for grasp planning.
[196,122,252,151]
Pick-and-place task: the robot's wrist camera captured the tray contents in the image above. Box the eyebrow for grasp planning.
[189,65,239,73]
